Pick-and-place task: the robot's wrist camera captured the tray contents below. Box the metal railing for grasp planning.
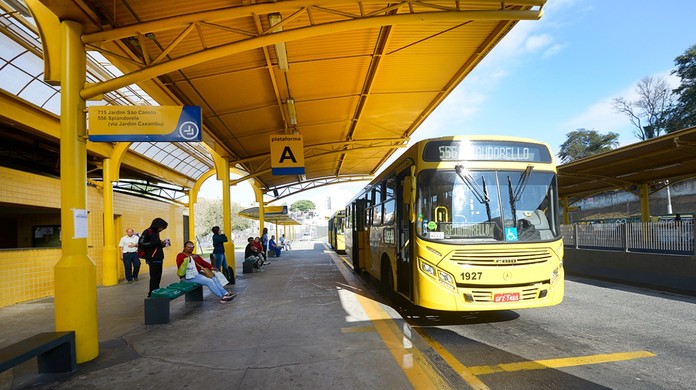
[561,222,695,255]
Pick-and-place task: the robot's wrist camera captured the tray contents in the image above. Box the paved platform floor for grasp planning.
[0,241,460,389]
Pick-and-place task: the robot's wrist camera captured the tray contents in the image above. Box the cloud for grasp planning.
[542,43,566,59]
[525,34,554,53]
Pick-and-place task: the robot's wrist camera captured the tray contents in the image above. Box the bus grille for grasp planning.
[451,248,552,266]
[470,286,541,302]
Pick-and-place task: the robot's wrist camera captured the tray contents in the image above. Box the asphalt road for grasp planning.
[396,276,696,389]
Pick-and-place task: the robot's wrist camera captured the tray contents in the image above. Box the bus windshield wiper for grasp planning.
[507,165,533,226]
[454,165,491,221]
[481,175,492,221]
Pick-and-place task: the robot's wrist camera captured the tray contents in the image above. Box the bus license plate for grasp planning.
[494,292,520,302]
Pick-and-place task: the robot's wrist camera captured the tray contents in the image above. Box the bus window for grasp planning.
[417,169,558,242]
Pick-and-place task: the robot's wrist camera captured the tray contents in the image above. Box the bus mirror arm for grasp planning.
[403,169,416,222]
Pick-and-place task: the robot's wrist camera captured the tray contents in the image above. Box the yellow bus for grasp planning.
[343,135,564,311]
[328,210,346,254]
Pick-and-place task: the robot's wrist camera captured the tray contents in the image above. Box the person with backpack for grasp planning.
[139,217,169,297]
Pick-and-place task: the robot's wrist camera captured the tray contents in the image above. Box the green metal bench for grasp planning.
[144,281,203,325]
[0,331,76,374]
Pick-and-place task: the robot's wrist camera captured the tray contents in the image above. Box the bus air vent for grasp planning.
[452,248,551,266]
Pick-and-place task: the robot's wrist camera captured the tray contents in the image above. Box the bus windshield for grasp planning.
[416,169,559,243]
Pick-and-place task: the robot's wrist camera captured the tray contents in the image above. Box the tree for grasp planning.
[612,76,675,140]
[669,43,696,131]
[558,129,620,163]
[194,198,251,239]
[289,199,316,213]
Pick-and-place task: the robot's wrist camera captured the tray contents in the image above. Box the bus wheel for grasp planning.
[382,261,396,304]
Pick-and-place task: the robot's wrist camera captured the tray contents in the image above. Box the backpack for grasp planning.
[137,228,153,259]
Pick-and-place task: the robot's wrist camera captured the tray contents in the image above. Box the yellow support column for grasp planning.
[255,185,266,236]
[101,158,119,286]
[101,142,130,286]
[561,196,570,225]
[55,20,98,363]
[221,158,235,271]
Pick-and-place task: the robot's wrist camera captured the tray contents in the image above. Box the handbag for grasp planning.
[200,267,214,278]
[176,255,188,277]
[213,270,229,286]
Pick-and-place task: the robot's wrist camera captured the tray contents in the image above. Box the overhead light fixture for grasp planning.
[268,13,289,72]
[286,98,297,125]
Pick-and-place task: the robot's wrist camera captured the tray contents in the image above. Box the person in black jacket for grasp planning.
[141,218,169,297]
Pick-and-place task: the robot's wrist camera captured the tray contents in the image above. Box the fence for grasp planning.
[561,221,694,255]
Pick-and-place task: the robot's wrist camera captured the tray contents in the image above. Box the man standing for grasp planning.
[118,228,140,283]
[211,226,229,272]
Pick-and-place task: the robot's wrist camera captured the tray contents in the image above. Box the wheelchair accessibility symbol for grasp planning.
[505,227,518,242]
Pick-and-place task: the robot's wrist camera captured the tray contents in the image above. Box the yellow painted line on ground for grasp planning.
[329,249,452,390]
[415,328,491,390]
[468,350,656,375]
[354,293,453,389]
[415,328,656,389]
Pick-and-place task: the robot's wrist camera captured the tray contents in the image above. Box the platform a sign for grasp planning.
[270,135,305,175]
[88,106,201,142]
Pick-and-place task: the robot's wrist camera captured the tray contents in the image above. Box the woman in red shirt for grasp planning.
[176,241,235,303]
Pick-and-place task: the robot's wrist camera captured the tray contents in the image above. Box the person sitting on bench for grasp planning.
[269,235,281,257]
[245,237,265,269]
[175,241,235,304]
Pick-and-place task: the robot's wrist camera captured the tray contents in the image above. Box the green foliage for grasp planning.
[669,43,696,131]
[558,129,620,163]
[194,198,251,238]
[289,199,316,212]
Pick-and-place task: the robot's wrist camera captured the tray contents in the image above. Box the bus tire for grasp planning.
[381,258,395,304]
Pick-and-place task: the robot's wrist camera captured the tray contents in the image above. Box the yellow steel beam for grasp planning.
[26,0,62,84]
[229,143,407,186]
[81,9,542,99]
[82,0,544,44]
[0,90,196,187]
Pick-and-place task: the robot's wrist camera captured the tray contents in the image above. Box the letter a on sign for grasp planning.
[270,135,305,175]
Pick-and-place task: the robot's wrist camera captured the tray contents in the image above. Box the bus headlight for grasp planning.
[438,270,456,290]
[420,259,436,277]
[419,258,456,290]
[550,267,559,285]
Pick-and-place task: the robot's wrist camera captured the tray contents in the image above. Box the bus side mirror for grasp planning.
[403,175,416,222]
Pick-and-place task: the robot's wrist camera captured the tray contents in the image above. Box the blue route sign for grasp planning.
[88,106,201,142]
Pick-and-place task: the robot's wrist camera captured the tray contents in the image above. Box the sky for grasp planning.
[200,0,696,212]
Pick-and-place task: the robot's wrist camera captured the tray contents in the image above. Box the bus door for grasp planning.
[396,169,413,299]
[352,199,367,271]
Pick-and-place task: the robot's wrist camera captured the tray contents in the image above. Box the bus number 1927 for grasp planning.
[462,272,482,280]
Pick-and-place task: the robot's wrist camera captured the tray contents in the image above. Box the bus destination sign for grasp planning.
[423,140,552,163]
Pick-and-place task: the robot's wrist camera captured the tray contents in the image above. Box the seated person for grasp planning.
[245,237,264,268]
[176,241,235,303]
[269,235,281,257]
[281,234,292,250]
[253,237,268,263]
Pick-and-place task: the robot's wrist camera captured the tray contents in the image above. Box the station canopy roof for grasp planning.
[557,126,696,204]
[238,205,301,226]
[32,0,544,200]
